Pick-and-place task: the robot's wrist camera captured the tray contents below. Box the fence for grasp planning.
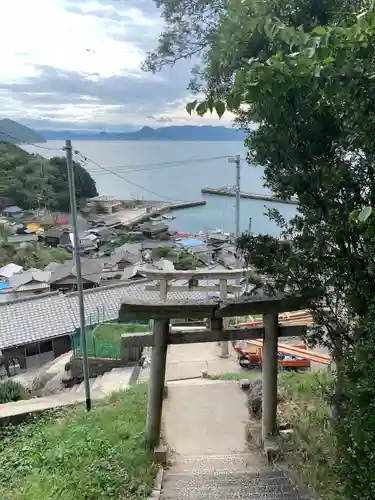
[71,320,151,360]
[71,326,121,359]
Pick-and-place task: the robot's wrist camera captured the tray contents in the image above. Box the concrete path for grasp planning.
[163,379,249,456]
[0,389,106,420]
[159,342,315,499]
[0,366,135,422]
[139,341,243,383]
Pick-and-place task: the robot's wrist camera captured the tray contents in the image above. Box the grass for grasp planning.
[0,384,156,500]
[278,370,339,500]
[93,323,149,341]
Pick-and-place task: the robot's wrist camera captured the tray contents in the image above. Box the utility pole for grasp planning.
[64,140,91,411]
[229,154,241,238]
[245,217,252,294]
[220,153,241,358]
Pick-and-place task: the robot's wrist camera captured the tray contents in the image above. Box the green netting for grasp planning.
[71,320,151,359]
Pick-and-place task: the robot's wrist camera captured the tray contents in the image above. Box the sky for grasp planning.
[0,0,234,131]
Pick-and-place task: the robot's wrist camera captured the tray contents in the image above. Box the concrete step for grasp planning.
[93,368,133,395]
[167,453,266,473]
[90,375,104,392]
[161,455,314,500]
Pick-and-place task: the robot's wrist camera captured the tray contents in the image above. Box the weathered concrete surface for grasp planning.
[0,366,136,423]
[0,389,105,423]
[161,456,314,499]
[163,379,249,456]
[166,342,243,381]
[161,354,315,499]
[139,342,243,383]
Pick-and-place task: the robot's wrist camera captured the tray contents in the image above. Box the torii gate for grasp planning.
[118,268,310,452]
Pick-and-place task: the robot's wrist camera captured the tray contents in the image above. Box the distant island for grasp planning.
[0,119,248,143]
[0,119,47,144]
[37,125,248,142]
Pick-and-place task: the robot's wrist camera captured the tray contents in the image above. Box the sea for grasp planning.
[23,140,296,236]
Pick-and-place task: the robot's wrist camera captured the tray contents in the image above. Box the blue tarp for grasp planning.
[0,282,9,291]
[176,238,205,248]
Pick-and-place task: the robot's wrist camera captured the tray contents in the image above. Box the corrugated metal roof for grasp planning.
[0,279,217,350]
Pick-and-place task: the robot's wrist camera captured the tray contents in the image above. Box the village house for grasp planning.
[87,226,113,243]
[6,269,51,299]
[189,244,214,265]
[86,195,123,214]
[0,263,23,280]
[43,228,71,247]
[108,243,141,271]
[138,221,169,239]
[217,245,243,268]
[76,233,99,252]
[207,232,230,246]
[48,260,103,292]
[3,205,24,218]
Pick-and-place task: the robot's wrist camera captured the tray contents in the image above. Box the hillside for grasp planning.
[0,119,46,144]
[38,125,248,141]
[0,142,97,211]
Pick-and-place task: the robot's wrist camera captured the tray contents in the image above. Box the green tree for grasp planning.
[148,2,375,496]
[48,156,98,212]
[0,142,98,212]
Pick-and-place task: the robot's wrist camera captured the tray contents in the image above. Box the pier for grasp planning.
[123,199,206,229]
[201,187,298,205]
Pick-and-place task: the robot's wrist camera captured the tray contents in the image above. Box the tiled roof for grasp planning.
[49,260,103,284]
[10,269,51,286]
[0,279,219,350]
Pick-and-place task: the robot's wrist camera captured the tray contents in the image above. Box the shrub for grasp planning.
[0,380,30,403]
[278,371,338,499]
[334,307,375,499]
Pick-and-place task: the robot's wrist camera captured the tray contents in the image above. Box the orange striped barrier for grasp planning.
[235,310,314,328]
[249,339,331,365]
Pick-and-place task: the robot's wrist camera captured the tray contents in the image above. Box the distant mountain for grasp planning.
[38,126,247,142]
[0,119,46,144]
[37,130,133,141]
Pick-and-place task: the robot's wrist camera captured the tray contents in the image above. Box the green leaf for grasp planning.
[306,46,316,58]
[214,101,226,118]
[186,100,197,115]
[196,102,208,117]
[206,97,214,114]
[358,206,373,222]
[235,69,246,88]
[312,27,327,36]
[226,93,242,111]
[323,56,335,64]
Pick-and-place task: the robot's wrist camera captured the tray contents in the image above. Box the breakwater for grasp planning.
[201,187,298,205]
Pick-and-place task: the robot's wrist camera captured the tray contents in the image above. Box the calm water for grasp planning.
[24,140,296,235]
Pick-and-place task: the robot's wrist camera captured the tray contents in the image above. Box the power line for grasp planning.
[74,150,186,202]
[0,129,62,152]
[91,157,232,176]
[88,155,232,175]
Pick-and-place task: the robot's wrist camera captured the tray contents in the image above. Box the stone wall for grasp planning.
[70,346,142,380]
[70,357,125,379]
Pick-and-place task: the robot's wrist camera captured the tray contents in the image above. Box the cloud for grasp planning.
[0,0,233,130]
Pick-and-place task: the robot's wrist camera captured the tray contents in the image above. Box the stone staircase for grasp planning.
[69,367,135,398]
[161,453,314,499]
